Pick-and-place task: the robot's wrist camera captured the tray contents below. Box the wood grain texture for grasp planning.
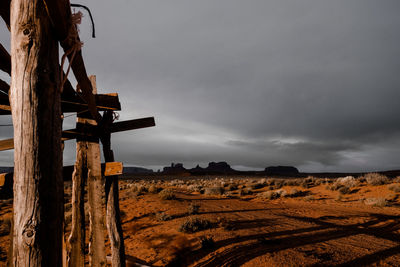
[67,158,85,267]
[86,76,107,267]
[10,0,63,265]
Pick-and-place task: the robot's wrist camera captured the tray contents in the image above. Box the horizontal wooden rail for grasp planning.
[0,43,11,75]
[0,79,8,95]
[0,117,155,151]
[0,92,121,115]
[0,0,10,29]
[110,117,156,133]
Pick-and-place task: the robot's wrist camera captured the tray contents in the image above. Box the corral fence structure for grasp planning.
[0,1,155,266]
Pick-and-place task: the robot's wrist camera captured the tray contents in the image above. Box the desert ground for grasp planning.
[1,173,400,266]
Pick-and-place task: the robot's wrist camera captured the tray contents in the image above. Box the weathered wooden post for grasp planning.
[86,76,107,267]
[101,110,126,267]
[10,0,63,265]
[68,75,106,267]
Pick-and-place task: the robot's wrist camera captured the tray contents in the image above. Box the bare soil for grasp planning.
[1,177,400,266]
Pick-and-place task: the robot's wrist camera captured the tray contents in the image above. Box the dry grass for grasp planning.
[179,217,212,233]
[204,187,224,195]
[388,184,400,193]
[364,173,389,186]
[364,197,388,207]
[159,189,176,200]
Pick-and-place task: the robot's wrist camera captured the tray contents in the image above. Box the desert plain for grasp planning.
[1,173,400,266]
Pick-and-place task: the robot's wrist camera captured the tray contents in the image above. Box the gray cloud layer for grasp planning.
[1,0,400,172]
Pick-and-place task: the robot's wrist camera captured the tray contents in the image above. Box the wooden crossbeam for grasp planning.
[43,0,101,122]
[1,1,101,121]
[0,117,155,151]
[0,86,8,104]
[0,138,13,151]
[0,92,121,115]
[0,43,11,75]
[62,93,121,113]
[0,79,8,95]
[0,79,10,115]
[0,41,99,116]
[0,0,102,121]
[110,117,156,133]
[0,0,10,29]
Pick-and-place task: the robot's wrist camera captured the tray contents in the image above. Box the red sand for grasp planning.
[1,178,400,266]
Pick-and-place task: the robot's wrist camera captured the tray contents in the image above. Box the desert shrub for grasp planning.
[314,179,322,186]
[131,185,148,196]
[156,211,172,221]
[358,176,366,183]
[287,188,299,197]
[336,176,358,188]
[237,184,245,190]
[285,188,307,198]
[386,194,397,202]
[338,186,351,195]
[248,183,264,190]
[179,217,212,233]
[364,197,388,207]
[187,203,200,215]
[239,188,253,196]
[159,189,176,200]
[305,176,315,182]
[393,176,400,183]
[226,183,238,191]
[364,173,389,186]
[259,178,267,185]
[187,184,203,192]
[200,236,215,249]
[266,179,276,186]
[388,184,400,193]
[130,184,139,192]
[285,179,300,186]
[258,190,282,200]
[301,180,309,189]
[148,185,160,194]
[274,180,284,189]
[204,187,224,195]
[328,183,344,191]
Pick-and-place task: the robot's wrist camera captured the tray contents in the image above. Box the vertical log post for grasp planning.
[68,75,106,267]
[86,76,106,266]
[67,150,86,267]
[101,110,126,267]
[10,0,63,265]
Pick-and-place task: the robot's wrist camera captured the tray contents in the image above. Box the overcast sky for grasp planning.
[1,0,400,172]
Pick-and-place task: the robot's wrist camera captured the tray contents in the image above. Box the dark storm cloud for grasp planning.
[1,0,400,172]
